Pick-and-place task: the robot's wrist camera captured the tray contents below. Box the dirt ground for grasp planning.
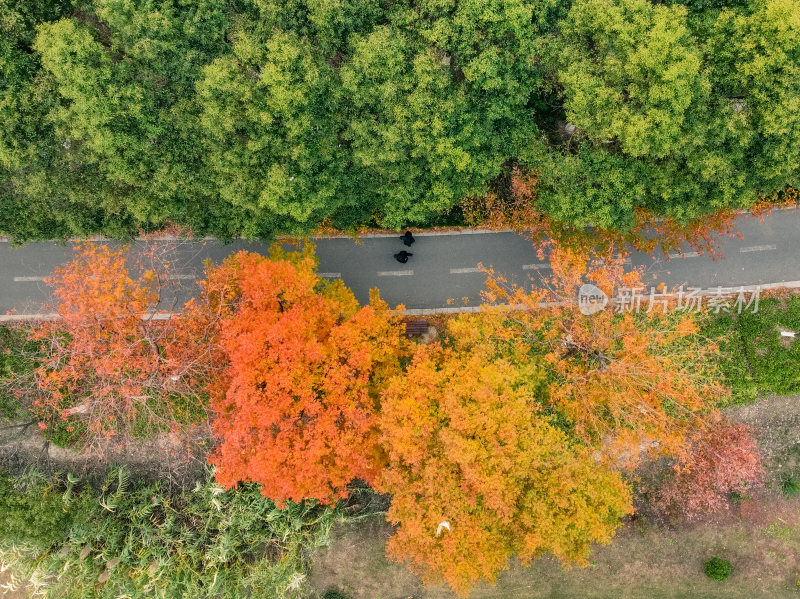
[309,395,800,599]
[0,420,211,489]
[0,570,26,599]
[728,395,800,479]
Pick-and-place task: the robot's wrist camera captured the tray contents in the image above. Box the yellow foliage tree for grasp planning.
[378,330,633,594]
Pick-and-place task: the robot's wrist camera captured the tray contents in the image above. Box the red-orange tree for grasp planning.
[205,248,408,505]
[30,242,210,449]
[378,317,633,595]
[657,419,764,520]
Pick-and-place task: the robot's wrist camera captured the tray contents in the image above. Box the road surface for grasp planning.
[1,209,799,318]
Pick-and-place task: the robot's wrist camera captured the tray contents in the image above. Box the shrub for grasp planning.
[323,591,351,599]
[657,420,764,519]
[780,475,800,499]
[704,556,732,582]
[0,467,344,599]
[0,326,41,419]
[0,470,88,550]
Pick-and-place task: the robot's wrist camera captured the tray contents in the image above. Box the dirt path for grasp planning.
[0,420,210,488]
[727,394,800,476]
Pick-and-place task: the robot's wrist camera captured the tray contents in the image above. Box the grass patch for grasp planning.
[702,297,800,405]
[780,475,800,499]
[0,326,41,419]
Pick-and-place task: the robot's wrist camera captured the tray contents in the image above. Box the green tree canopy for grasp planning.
[549,0,707,159]
[708,0,800,189]
[33,0,232,235]
[197,27,351,236]
[341,26,506,227]
[1,0,799,240]
[531,0,799,229]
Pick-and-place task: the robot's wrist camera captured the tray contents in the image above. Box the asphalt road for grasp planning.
[2,208,800,318]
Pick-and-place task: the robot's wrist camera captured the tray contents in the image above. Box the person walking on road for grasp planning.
[394,251,413,264]
[400,231,415,247]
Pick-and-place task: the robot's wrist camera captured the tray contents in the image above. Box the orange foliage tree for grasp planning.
[483,245,724,470]
[378,324,633,595]
[377,241,726,594]
[30,242,211,449]
[205,247,408,505]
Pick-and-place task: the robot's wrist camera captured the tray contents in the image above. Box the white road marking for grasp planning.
[166,274,196,280]
[318,272,341,279]
[740,244,777,253]
[377,270,413,277]
[13,276,47,282]
[8,279,800,321]
[522,264,551,270]
[449,267,482,274]
[668,251,700,259]
[596,258,632,265]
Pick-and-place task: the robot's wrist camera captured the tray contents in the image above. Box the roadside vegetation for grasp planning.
[1,239,787,597]
[703,295,800,404]
[0,326,42,420]
[0,467,352,599]
[2,0,800,596]
[2,0,799,241]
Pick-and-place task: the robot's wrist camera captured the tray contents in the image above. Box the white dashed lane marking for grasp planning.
[596,258,632,265]
[522,264,551,270]
[318,272,341,279]
[668,251,700,259]
[377,270,413,277]
[13,276,47,282]
[740,244,777,253]
[450,267,482,274]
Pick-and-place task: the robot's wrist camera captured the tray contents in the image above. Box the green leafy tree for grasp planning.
[341,26,505,227]
[2,0,799,240]
[708,0,800,192]
[197,28,352,237]
[33,0,232,236]
[533,0,789,229]
[0,0,112,241]
[389,0,565,151]
[252,0,384,57]
[550,0,707,159]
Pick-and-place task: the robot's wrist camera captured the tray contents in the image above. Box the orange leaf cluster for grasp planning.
[376,240,727,594]
[31,243,209,447]
[483,245,723,469]
[206,250,408,505]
